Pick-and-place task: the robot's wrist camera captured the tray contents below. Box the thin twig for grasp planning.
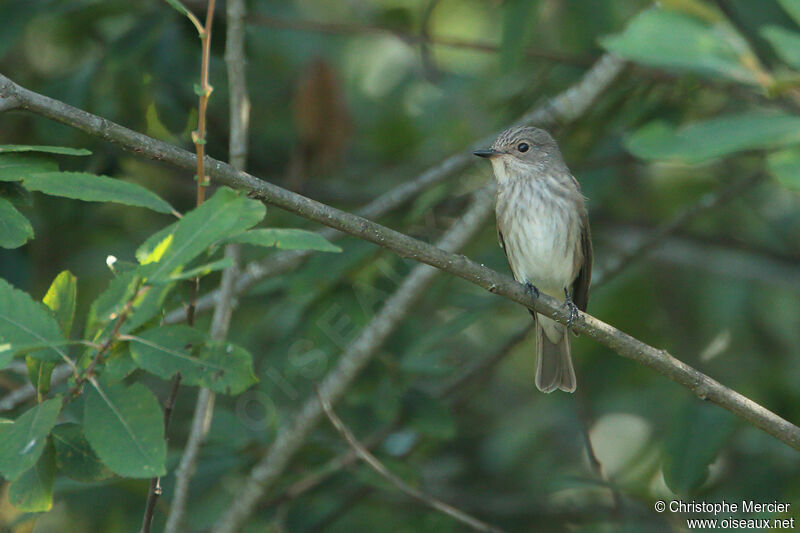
[317,391,505,533]
[164,0,249,528]
[573,388,624,517]
[140,2,217,532]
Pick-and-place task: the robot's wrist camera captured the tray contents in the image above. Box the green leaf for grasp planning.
[778,0,800,27]
[128,326,258,395]
[165,0,196,22]
[43,270,77,337]
[227,228,341,252]
[26,356,55,402]
[0,278,67,365]
[663,402,735,495]
[86,272,140,337]
[761,26,800,69]
[8,439,56,512]
[0,154,58,182]
[625,112,800,163]
[135,223,176,264]
[0,397,62,480]
[0,197,34,249]
[139,187,265,281]
[21,172,175,214]
[152,256,235,283]
[0,145,91,156]
[768,148,800,191]
[52,423,113,482]
[83,382,166,478]
[600,8,759,84]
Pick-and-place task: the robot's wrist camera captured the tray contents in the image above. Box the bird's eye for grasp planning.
[517,142,529,153]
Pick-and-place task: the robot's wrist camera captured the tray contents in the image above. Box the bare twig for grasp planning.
[317,391,505,533]
[164,53,626,323]
[164,2,249,530]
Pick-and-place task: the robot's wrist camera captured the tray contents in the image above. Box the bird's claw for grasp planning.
[526,282,540,302]
[563,288,578,329]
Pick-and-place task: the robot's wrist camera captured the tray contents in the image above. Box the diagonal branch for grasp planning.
[317,390,505,533]
[165,53,626,322]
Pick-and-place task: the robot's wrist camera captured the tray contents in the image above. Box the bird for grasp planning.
[474,126,592,393]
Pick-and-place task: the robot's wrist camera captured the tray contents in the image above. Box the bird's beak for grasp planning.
[473,149,501,159]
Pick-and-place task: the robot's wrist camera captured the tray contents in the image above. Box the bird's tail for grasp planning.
[534,314,576,393]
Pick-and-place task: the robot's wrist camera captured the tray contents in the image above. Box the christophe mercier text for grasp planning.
[670,500,792,515]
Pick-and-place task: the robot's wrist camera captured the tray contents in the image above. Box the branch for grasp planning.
[165,53,625,322]
[317,391,505,533]
[165,0,249,529]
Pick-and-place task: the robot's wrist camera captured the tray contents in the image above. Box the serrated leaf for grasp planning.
[0,397,62,480]
[52,423,113,482]
[761,26,800,70]
[778,0,800,27]
[0,278,67,365]
[128,326,257,394]
[43,270,77,337]
[768,148,800,191]
[83,382,166,478]
[26,356,55,402]
[600,8,759,84]
[227,228,341,252]
[663,402,735,495]
[0,145,91,156]
[0,154,58,182]
[0,197,34,248]
[21,172,174,214]
[8,439,56,512]
[139,187,265,281]
[625,112,800,163]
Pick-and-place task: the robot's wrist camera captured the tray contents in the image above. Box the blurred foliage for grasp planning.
[1,0,800,532]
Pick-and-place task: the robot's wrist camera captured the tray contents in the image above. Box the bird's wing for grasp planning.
[497,223,519,281]
[571,213,592,312]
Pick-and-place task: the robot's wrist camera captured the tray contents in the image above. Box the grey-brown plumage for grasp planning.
[474,126,592,393]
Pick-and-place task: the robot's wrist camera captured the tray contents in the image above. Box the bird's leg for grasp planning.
[526,282,540,305]
[563,288,578,329]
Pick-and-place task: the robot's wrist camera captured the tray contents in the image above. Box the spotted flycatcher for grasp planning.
[474,126,592,393]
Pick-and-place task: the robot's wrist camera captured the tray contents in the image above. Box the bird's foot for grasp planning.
[563,288,578,329]
[526,282,540,303]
